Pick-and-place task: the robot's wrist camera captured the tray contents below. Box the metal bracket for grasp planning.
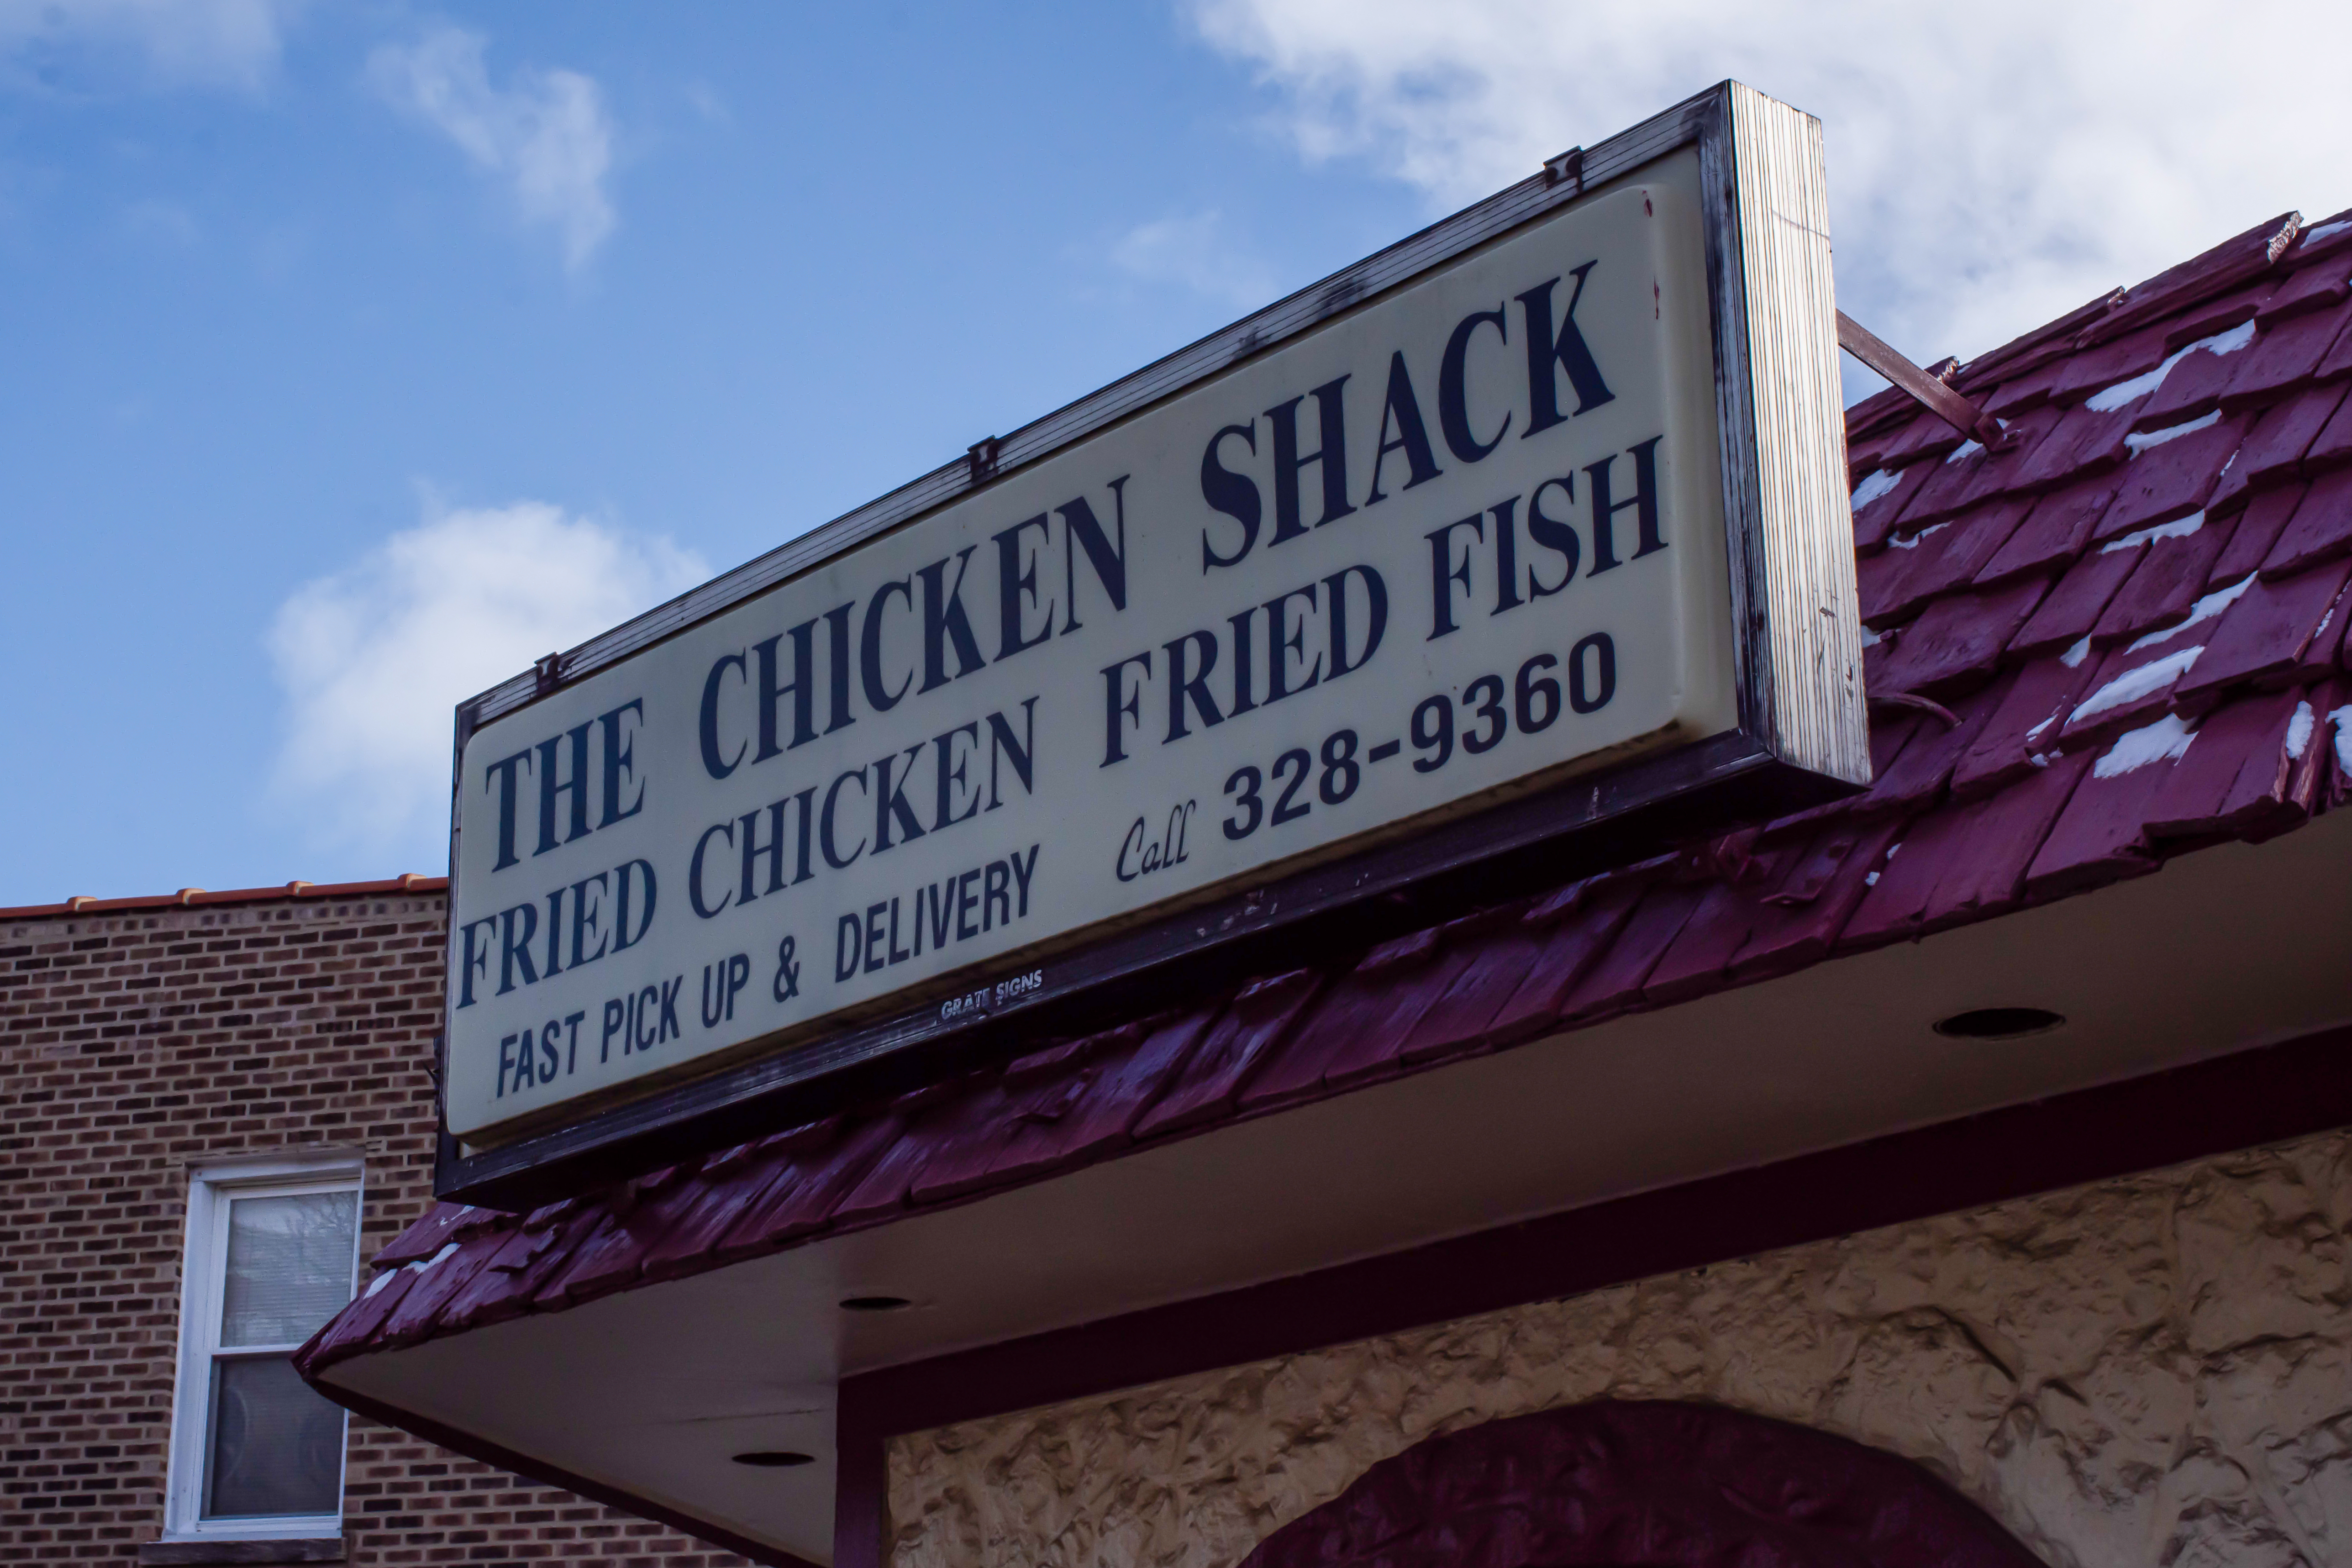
[1542,147,1585,191]
[967,436,1002,485]
[1836,310,2006,447]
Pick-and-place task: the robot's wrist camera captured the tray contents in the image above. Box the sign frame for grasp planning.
[435,80,1863,1207]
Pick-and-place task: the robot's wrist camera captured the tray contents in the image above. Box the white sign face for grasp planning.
[446,162,1736,1141]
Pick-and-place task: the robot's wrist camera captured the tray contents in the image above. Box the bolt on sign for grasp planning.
[437,82,1865,1202]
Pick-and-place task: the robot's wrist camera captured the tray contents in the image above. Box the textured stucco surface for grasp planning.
[887,1128,2352,1568]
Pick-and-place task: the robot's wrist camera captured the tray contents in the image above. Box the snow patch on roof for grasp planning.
[2332,705,2352,773]
[409,1242,462,1275]
[1945,438,1984,465]
[2189,320,2258,358]
[2085,323,2256,415]
[2304,219,2352,247]
[2285,701,2315,761]
[1887,520,1951,551]
[2126,574,2254,654]
[2060,635,2094,668]
[2086,366,2166,413]
[2094,713,2197,778]
[1851,468,1901,509]
[2103,511,2206,553]
[2071,647,2205,726]
[2126,409,2222,455]
[1858,624,1884,648]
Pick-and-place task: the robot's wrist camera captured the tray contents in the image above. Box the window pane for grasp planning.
[202,1355,345,1519]
[220,1190,358,1347]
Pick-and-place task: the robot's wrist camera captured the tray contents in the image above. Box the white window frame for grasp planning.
[162,1153,364,1543]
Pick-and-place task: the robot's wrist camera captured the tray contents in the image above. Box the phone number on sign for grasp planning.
[1218,633,1616,842]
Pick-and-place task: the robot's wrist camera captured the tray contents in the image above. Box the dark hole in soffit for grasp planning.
[838,1294,913,1312]
[1934,1007,2066,1040]
[731,1451,816,1468]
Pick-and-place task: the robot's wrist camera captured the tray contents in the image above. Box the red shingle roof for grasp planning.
[300,207,2352,1380]
[0,873,448,921]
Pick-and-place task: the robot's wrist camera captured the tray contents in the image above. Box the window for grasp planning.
[164,1158,363,1542]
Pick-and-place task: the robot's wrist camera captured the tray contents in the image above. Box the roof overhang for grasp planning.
[310,806,2352,1564]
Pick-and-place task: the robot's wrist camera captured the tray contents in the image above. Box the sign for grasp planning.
[437,84,1864,1182]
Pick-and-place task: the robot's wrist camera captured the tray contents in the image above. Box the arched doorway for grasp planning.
[1238,1401,2043,1567]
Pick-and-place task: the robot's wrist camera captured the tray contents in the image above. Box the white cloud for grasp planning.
[267,501,706,857]
[0,0,300,90]
[1188,0,2352,373]
[369,27,616,269]
[1111,210,1277,306]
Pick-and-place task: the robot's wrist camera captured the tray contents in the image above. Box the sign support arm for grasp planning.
[1835,310,2004,447]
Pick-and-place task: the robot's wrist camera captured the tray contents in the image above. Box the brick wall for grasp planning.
[0,892,749,1566]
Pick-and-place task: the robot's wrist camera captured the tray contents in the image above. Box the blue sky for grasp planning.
[6,0,2348,903]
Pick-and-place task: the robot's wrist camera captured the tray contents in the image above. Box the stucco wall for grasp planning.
[886,1127,2352,1568]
